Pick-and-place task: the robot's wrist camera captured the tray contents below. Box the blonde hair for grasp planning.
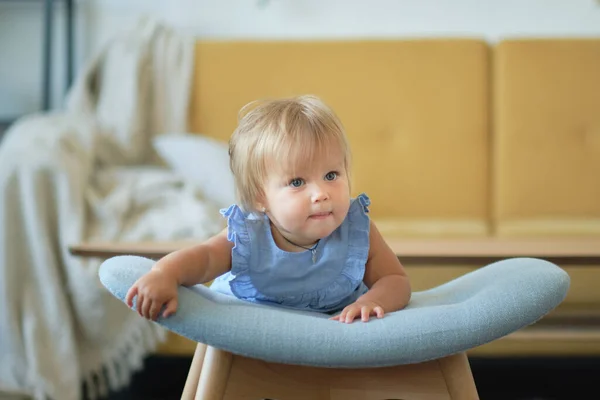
[229,95,351,213]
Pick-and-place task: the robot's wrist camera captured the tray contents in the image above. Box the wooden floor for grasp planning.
[103,355,599,400]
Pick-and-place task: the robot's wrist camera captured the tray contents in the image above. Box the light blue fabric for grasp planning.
[210,193,371,313]
[99,256,569,368]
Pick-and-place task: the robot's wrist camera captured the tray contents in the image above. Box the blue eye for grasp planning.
[325,171,338,181]
[289,178,304,188]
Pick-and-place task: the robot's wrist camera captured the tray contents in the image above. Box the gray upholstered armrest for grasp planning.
[99,256,569,368]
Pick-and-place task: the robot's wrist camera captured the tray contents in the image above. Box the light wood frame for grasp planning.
[180,343,479,400]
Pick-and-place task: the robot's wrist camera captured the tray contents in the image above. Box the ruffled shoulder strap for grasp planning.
[219,205,252,278]
[345,192,371,274]
[348,193,370,220]
[219,204,250,244]
[219,205,267,299]
[346,193,371,245]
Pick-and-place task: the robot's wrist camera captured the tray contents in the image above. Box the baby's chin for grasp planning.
[307,222,343,241]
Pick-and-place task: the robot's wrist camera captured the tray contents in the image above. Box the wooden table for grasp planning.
[69,236,600,265]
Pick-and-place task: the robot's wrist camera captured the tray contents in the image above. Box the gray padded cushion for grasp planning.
[99,256,569,368]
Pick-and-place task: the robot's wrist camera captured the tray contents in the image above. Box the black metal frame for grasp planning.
[1,0,74,112]
[42,0,74,110]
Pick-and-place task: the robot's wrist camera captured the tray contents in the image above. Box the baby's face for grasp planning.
[261,147,350,248]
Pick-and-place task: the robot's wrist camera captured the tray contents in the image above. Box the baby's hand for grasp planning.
[125,269,179,321]
[330,300,385,324]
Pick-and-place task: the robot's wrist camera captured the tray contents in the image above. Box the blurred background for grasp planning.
[2,0,600,123]
[1,1,600,399]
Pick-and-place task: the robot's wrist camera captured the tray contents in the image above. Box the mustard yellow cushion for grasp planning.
[189,40,491,237]
[494,39,600,236]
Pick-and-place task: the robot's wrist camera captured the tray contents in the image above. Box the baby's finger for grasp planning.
[162,298,178,318]
[329,314,340,321]
[125,286,138,308]
[149,302,161,321]
[337,308,348,323]
[374,306,385,319]
[136,294,144,316]
[345,307,358,323]
[141,297,152,319]
[361,306,371,322]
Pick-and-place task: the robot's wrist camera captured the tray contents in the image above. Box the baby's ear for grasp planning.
[253,192,268,213]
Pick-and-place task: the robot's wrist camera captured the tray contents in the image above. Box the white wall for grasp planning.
[2,0,600,119]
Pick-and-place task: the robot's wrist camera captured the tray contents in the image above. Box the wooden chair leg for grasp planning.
[437,352,479,400]
[215,351,479,400]
[181,343,207,400]
[184,347,479,399]
[195,346,233,400]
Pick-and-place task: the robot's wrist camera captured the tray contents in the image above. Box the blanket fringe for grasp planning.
[82,318,167,400]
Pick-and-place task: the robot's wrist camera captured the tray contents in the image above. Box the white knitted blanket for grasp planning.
[0,17,221,400]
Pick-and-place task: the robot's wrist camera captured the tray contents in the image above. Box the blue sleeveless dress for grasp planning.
[209,193,371,313]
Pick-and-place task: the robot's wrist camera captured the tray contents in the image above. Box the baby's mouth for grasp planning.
[309,211,332,219]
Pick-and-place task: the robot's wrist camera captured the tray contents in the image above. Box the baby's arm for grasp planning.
[125,228,233,320]
[333,220,411,323]
[154,228,233,286]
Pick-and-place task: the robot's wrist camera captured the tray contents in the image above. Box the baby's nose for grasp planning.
[311,187,329,203]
